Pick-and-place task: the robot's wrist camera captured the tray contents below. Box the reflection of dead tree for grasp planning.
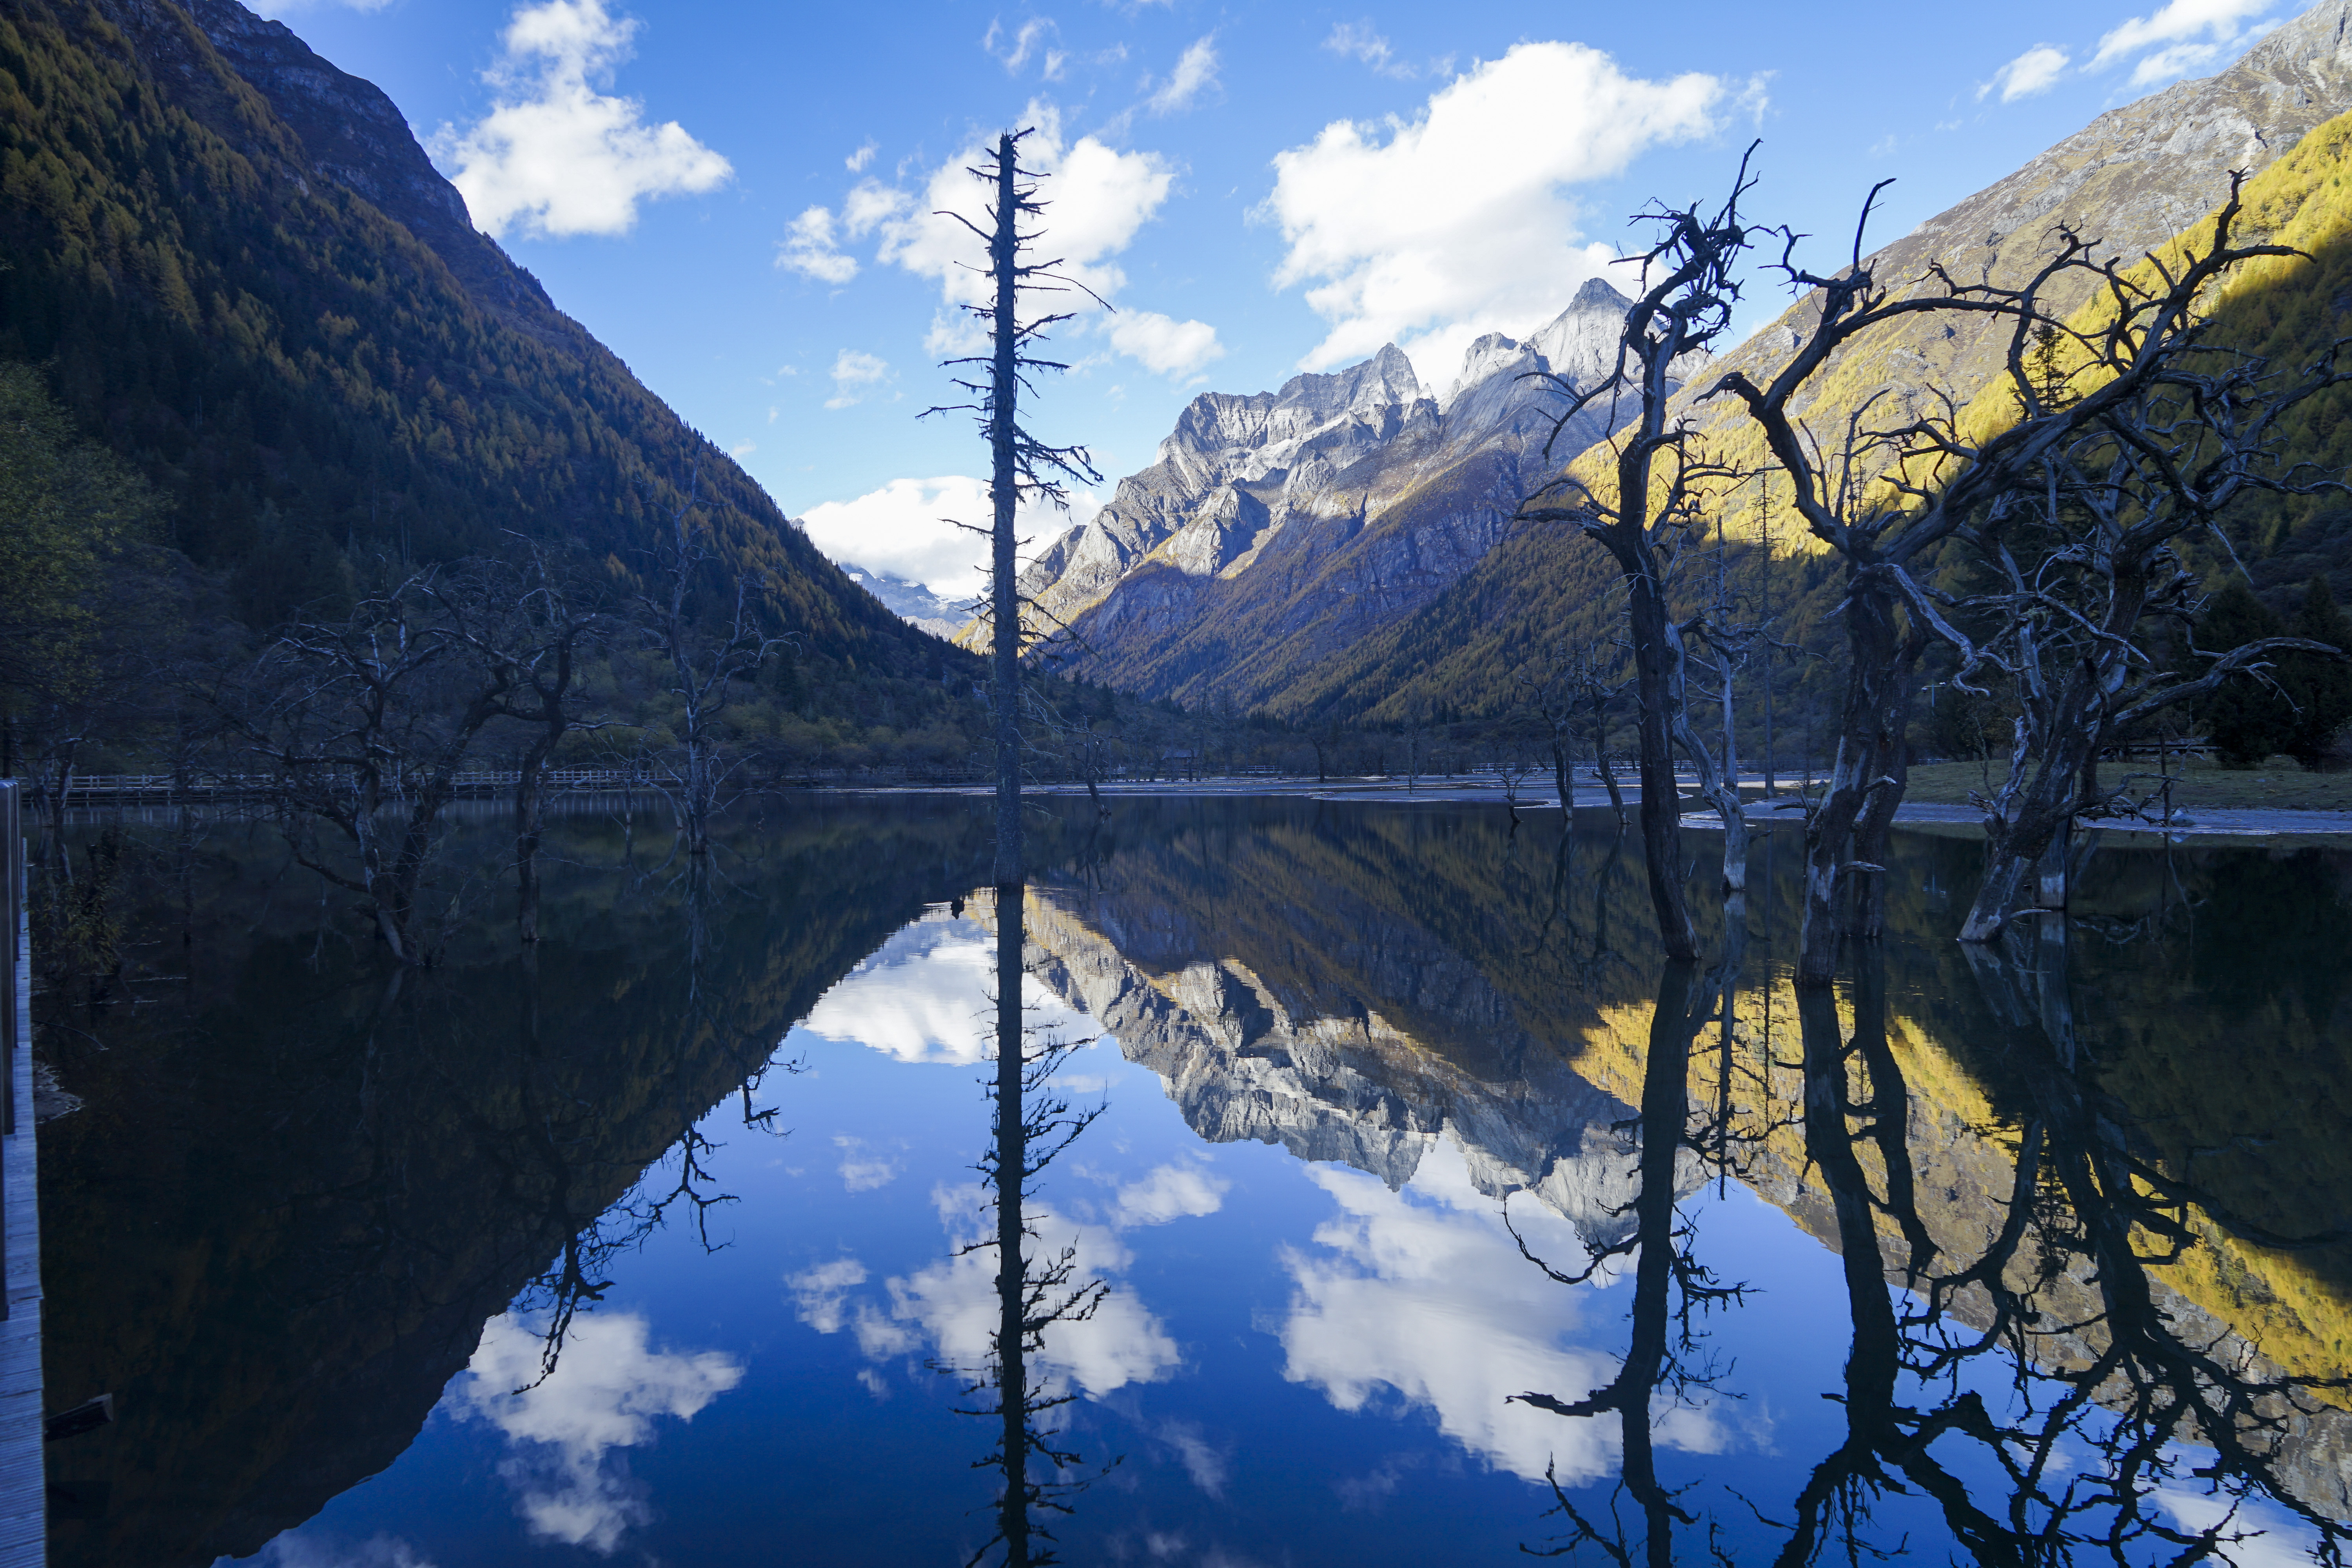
[1513,926,1751,1568]
[1766,939,2352,1564]
[952,889,1114,1567]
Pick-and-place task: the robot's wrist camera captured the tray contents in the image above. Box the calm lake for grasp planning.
[37,795,2352,1566]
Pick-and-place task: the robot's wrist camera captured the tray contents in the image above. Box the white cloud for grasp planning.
[1278,1141,1728,1482]
[1323,22,1414,79]
[2092,0,2274,72]
[1265,41,1735,374]
[842,180,914,237]
[842,103,1221,378]
[455,1312,742,1554]
[986,17,1057,73]
[1157,1420,1230,1497]
[1148,37,1220,114]
[434,0,731,240]
[2154,1486,2322,1566]
[873,104,1167,310]
[777,206,858,283]
[1982,44,2071,101]
[824,348,893,409]
[797,475,1101,601]
[846,138,878,173]
[1104,310,1226,377]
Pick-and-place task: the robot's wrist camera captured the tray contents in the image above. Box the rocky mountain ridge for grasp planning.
[839,562,968,638]
[971,280,1648,702]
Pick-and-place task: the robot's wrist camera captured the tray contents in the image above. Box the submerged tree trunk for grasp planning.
[1797,579,1916,987]
[515,726,556,944]
[1590,697,1628,828]
[1625,571,1698,960]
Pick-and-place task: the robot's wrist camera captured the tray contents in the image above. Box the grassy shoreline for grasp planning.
[1898,757,2352,813]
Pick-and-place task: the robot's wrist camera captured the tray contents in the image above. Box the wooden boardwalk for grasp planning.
[0,784,43,1566]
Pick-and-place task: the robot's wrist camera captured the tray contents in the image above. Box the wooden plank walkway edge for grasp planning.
[0,786,44,1566]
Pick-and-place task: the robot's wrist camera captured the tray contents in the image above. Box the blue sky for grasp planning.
[256,0,2293,599]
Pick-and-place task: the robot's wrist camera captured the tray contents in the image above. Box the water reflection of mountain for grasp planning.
[1016,800,2352,1521]
[41,804,993,1568]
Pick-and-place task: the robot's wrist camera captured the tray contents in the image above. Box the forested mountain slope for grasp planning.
[0,0,930,670]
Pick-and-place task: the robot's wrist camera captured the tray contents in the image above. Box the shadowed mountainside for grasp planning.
[0,0,932,665]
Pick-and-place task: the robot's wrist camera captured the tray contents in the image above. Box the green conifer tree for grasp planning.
[2194,579,2293,767]
[2283,575,2352,769]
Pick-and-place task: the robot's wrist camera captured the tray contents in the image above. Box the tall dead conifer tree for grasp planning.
[928,130,1101,892]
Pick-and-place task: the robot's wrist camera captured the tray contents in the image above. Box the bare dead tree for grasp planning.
[230,572,515,965]
[1933,327,2352,938]
[1023,680,1114,817]
[1706,174,2310,982]
[436,546,612,941]
[1521,640,1632,828]
[925,129,1103,893]
[628,469,790,857]
[1515,152,1759,957]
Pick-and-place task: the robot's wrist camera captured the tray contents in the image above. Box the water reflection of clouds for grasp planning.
[832,1132,904,1191]
[454,1313,744,1554]
[797,915,1087,1064]
[249,1534,438,1568]
[2156,1485,2325,1567]
[790,1159,1231,1401]
[1278,1140,1724,1484]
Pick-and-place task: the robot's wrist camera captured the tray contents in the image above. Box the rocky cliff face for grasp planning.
[984,280,1648,706]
